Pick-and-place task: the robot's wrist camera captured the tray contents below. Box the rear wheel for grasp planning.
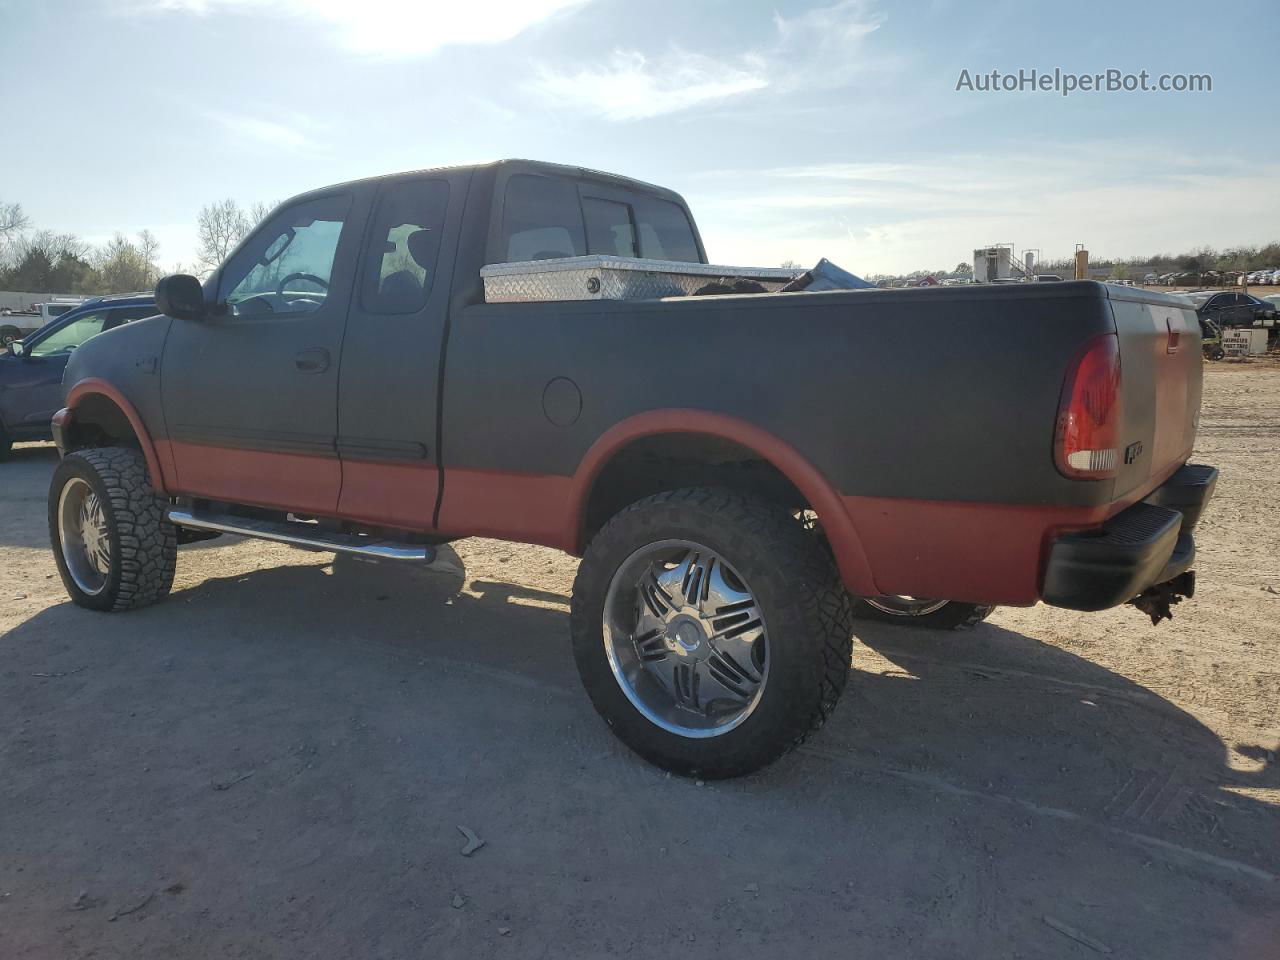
[851,596,994,630]
[0,324,21,345]
[570,488,854,778]
[49,447,176,611]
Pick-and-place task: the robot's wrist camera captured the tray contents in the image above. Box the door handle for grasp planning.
[295,348,330,374]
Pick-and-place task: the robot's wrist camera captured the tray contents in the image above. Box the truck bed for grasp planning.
[440,280,1202,605]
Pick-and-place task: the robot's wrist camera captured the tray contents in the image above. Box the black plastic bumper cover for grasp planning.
[1042,464,1217,612]
[1143,463,1218,530]
[50,407,72,457]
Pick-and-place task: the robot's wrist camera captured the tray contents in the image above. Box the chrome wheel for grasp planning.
[864,595,950,617]
[57,477,111,596]
[602,540,768,738]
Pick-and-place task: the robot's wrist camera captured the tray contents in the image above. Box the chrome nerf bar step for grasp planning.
[165,507,436,563]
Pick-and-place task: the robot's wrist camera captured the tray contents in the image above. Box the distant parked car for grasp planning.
[1034,274,1064,282]
[1188,291,1279,330]
[0,294,157,459]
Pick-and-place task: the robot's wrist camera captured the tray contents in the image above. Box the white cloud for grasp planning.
[206,111,317,150]
[532,0,885,121]
[126,0,591,58]
[533,50,768,122]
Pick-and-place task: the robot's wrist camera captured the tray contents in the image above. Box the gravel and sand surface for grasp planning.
[1,361,1277,958]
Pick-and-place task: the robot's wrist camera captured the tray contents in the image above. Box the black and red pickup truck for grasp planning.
[47,159,1217,777]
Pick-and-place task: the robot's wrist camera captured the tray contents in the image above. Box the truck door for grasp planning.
[334,173,461,529]
[160,188,369,514]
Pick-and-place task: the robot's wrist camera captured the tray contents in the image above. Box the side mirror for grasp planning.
[155,274,206,322]
[6,340,23,358]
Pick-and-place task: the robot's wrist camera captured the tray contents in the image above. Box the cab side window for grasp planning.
[361,179,450,315]
[29,310,111,357]
[218,194,351,318]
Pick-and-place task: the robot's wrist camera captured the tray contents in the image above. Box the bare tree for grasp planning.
[0,201,32,267]
[248,200,276,227]
[0,201,30,239]
[94,232,162,294]
[196,198,251,271]
[8,229,88,266]
[137,229,161,279]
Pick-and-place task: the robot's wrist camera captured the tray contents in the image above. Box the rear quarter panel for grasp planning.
[439,282,1128,603]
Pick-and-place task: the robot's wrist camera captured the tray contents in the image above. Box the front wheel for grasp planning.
[49,447,177,611]
[570,488,854,779]
[851,596,994,630]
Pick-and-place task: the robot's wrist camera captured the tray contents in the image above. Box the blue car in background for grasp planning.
[0,293,157,459]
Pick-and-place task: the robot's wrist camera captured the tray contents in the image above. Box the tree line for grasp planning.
[0,198,272,296]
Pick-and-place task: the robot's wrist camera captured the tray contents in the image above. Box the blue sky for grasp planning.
[2,0,1277,274]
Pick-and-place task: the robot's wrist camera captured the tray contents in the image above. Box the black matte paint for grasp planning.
[67,159,1205,538]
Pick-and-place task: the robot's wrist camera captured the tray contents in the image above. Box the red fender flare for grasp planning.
[62,378,169,495]
[566,409,875,595]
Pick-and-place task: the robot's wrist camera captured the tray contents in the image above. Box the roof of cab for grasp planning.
[284,159,686,209]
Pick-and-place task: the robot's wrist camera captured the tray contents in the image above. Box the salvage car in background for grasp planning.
[0,294,156,459]
[1190,291,1278,330]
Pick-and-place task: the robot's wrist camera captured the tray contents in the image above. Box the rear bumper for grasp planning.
[1042,463,1217,611]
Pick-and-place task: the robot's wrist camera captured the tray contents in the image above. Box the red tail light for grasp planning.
[1055,334,1121,479]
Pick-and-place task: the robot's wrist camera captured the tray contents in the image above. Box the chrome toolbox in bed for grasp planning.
[480,255,800,303]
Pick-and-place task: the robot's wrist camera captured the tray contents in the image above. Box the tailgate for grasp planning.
[1108,287,1202,503]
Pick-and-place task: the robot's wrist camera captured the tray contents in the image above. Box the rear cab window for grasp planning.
[495,170,702,265]
[501,174,585,262]
[582,198,637,257]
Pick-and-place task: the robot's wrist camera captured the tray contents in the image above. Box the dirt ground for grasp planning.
[2,363,1278,959]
